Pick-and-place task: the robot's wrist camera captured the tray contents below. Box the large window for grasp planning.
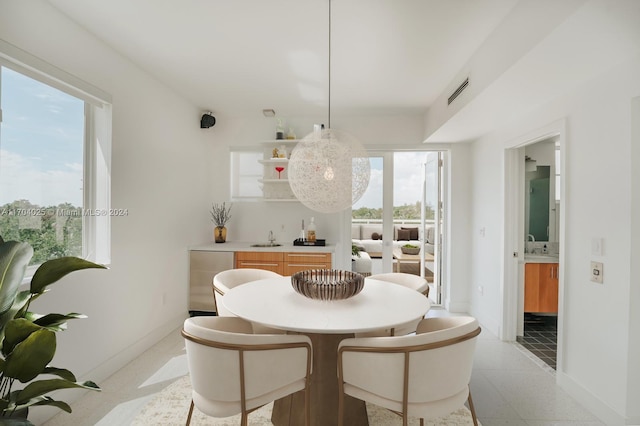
[0,67,84,263]
[0,44,112,268]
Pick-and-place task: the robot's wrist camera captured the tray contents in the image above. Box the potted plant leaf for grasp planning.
[210,202,232,243]
[0,235,106,425]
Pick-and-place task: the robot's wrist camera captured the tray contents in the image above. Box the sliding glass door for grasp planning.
[351,151,444,304]
[423,151,443,303]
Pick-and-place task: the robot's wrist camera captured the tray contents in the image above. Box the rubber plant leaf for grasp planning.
[3,328,56,382]
[2,318,41,357]
[15,379,99,405]
[0,419,35,426]
[41,366,76,382]
[0,241,33,315]
[30,257,106,295]
[6,395,70,415]
[33,313,87,330]
[22,396,71,413]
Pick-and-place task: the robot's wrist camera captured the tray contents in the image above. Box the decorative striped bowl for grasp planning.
[291,269,364,301]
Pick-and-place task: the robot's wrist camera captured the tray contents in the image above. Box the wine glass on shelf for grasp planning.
[275,166,285,179]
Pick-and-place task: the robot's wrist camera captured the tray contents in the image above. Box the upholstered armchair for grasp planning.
[338,316,481,426]
[182,316,312,426]
[212,268,282,316]
[356,273,430,337]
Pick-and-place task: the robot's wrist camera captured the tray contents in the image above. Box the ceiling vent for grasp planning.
[447,77,469,105]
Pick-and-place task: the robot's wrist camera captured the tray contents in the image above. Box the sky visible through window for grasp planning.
[353,152,438,211]
[0,67,84,207]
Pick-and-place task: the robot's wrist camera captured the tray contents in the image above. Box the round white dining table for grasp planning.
[223,276,431,426]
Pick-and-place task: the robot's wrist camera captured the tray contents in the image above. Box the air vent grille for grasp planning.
[447,77,469,105]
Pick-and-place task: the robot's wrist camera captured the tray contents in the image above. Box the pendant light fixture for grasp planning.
[288,0,370,214]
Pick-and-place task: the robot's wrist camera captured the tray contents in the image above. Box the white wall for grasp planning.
[628,96,640,421]
[1,1,212,422]
[468,55,640,424]
[443,143,473,313]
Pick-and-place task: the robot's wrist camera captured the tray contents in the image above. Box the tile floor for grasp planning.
[41,309,603,426]
[516,314,558,370]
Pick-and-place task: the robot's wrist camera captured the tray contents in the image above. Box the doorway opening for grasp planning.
[516,139,560,369]
[351,151,445,305]
[503,120,565,372]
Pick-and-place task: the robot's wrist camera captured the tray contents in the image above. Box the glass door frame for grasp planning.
[350,149,446,305]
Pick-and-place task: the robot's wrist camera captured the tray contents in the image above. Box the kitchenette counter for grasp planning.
[189,241,335,253]
[188,242,335,314]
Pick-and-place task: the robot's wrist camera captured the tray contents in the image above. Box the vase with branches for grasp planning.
[210,202,232,243]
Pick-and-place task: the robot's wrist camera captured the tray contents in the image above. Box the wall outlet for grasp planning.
[478,285,484,295]
[590,261,603,283]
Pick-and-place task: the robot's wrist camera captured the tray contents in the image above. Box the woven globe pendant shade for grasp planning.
[288,128,370,213]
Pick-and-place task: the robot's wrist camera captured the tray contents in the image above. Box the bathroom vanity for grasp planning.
[523,256,559,313]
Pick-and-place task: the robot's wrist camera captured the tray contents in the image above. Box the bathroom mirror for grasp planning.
[525,139,559,243]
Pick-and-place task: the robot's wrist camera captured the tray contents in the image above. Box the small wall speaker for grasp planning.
[200,113,216,129]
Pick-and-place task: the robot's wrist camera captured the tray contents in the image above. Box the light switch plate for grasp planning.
[591,261,603,283]
[591,238,603,256]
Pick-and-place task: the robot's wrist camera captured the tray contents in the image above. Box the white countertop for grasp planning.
[189,241,335,253]
[522,254,559,264]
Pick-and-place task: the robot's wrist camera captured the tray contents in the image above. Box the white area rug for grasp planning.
[132,375,479,425]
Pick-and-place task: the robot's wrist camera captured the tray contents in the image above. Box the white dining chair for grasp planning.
[338,316,481,426]
[358,273,430,337]
[213,268,282,316]
[182,316,312,426]
[213,268,285,333]
[369,272,429,296]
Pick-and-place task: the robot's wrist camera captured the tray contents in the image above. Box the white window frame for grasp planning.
[0,40,112,271]
[230,146,263,200]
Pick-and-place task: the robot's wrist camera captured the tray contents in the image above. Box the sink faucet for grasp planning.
[525,234,536,254]
[268,230,275,244]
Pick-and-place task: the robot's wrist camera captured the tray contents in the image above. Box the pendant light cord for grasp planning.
[328,0,331,129]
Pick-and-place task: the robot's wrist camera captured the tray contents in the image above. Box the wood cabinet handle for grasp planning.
[241,262,279,267]
[286,254,327,258]
[287,264,328,268]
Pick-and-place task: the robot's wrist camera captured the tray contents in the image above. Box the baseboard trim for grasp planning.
[556,370,626,425]
[86,312,188,382]
[445,300,470,313]
[30,312,188,424]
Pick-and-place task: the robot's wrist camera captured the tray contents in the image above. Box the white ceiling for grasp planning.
[46,0,640,141]
[47,0,519,119]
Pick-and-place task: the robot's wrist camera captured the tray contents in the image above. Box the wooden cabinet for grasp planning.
[235,251,332,275]
[189,251,234,313]
[524,263,559,313]
[283,252,332,275]
[235,251,283,273]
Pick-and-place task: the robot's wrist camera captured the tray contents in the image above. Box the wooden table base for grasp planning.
[271,333,368,426]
